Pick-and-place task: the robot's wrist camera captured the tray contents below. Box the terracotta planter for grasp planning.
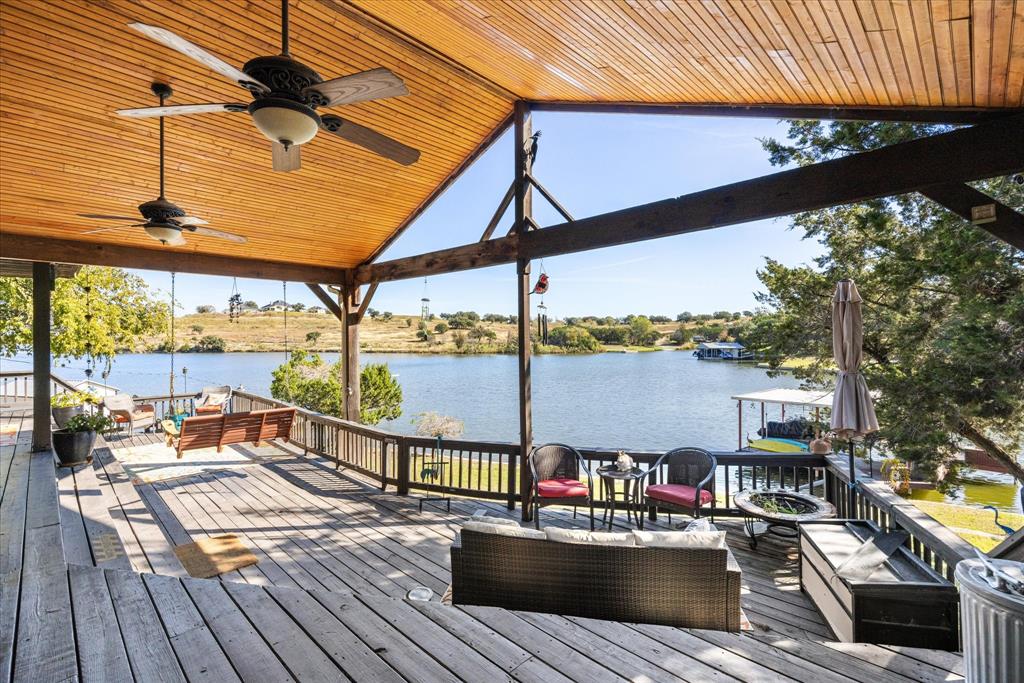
[51,405,85,429]
[52,429,97,467]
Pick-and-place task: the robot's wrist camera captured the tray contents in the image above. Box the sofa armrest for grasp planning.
[724,544,743,632]
[449,532,463,603]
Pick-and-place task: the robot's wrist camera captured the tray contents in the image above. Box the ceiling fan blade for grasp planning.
[272,142,301,173]
[165,234,188,247]
[82,226,134,235]
[185,226,248,243]
[128,23,267,92]
[171,215,209,226]
[304,67,409,107]
[319,116,420,166]
[117,103,247,118]
[78,213,138,221]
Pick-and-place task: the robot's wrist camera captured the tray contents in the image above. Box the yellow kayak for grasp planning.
[747,437,808,453]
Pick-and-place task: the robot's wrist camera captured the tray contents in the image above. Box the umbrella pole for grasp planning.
[847,440,857,516]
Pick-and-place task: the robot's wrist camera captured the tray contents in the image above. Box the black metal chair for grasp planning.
[528,443,595,530]
[644,447,717,523]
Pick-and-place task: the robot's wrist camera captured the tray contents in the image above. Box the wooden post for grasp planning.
[514,101,534,520]
[737,400,743,451]
[31,262,53,452]
[341,286,361,423]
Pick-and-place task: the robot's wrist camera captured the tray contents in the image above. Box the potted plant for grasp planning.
[52,413,114,466]
[50,391,97,428]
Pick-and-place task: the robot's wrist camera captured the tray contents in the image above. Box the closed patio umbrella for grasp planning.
[830,279,879,512]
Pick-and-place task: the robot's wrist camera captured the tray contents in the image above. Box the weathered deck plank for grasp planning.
[68,564,133,683]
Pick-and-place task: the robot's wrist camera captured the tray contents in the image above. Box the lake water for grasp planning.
[5,350,1019,511]
[12,350,797,449]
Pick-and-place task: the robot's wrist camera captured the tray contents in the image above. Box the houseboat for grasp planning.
[693,341,754,361]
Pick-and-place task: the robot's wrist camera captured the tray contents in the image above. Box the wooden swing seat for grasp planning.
[163,407,296,459]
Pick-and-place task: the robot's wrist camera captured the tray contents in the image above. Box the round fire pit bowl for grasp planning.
[733,489,836,549]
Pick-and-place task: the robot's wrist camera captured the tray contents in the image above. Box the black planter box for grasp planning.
[799,519,959,650]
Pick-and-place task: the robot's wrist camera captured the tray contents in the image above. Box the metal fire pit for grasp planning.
[733,489,836,549]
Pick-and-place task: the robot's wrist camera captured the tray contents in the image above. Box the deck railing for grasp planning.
[1,371,82,402]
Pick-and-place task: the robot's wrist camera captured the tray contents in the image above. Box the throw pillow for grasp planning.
[462,520,547,539]
[632,529,726,549]
[545,527,636,546]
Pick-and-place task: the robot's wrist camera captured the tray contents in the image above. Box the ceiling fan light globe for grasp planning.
[144,224,183,244]
[249,98,320,147]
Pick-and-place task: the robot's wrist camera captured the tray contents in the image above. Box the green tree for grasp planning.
[367,308,380,319]
[305,331,321,345]
[290,302,305,312]
[670,325,693,345]
[270,351,401,425]
[381,311,393,322]
[468,324,496,344]
[0,266,166,360]
[434,322,449,334]
[627,316,661,346]
[547,325,601,352]
[677,312,693,322]
[196,304,216,314]
[750,119,1024,485]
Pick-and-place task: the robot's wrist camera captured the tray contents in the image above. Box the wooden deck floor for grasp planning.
[2,411,965,682]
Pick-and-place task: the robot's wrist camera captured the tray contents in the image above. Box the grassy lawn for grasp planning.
[910,500,1022,552]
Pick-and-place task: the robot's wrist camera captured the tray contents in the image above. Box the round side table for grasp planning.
[596,465,646,530]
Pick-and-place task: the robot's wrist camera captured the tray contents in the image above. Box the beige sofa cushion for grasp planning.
[545,527,636,546]
[632,529,727,549]
[462,520,546,539]
[469,513,519,527]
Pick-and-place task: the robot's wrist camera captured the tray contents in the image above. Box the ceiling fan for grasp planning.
[117,0,420,172]
[82,82,247,247]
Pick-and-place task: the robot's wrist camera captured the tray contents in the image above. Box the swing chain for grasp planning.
[169,272,176,401]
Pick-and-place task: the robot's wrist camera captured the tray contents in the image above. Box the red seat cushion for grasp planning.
[646,483,713,508]
[537,478,588,498]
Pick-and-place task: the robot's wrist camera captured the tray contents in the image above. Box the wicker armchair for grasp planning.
[645,447,717,522]
[528,443,595,530]
[103,393,156,433]
[195,385,231,415]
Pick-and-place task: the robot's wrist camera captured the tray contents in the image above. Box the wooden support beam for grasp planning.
[354,114,1024,285]
[479,181,516,242]
[1,234,347,283]
[527,173,574,222]
[341,286,361,423]
[355,282,379,323]
[304,283,344,321]
[918,183,1024,250]
[526,101,1024,124]
[514,101,534,520]
[31,262,52,452]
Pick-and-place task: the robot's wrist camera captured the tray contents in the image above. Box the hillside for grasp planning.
[153,312,745,354]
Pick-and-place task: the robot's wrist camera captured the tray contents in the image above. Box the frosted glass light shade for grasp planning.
[144,224,183,244]
[250,100,320,146]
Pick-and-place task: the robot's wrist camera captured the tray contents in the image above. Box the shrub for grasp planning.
[628,316,661,346]
[368,308,380,319]
[676,311,693,322]
[434,322,449,334]
[195,304,215,314]
[468,325,496,343]
[547,325,601,352]
[452,331,467,350]
[648,315,672,323]
[51,391,97,408]
[192,335,227,352]
[482,313,506,323]
[305,331,321,345]
[590,325,629,345]
[670,325,693,345]
[381,311,393,322]
[190,324,204,334]
[446,311,480,329]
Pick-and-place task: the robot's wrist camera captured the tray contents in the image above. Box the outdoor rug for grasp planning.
[174,534,259,578]
[111,440,261,484]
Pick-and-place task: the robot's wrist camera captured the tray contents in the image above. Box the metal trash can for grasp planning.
[955,553,1024,683]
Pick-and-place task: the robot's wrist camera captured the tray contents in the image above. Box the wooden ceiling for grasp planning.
[356,0,1024,108]
[1,1,1021,275]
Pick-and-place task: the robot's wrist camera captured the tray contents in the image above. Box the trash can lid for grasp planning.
[956,556,1024,613]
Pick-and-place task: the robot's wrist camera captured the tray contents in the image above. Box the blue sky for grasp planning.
[133,112,822,318]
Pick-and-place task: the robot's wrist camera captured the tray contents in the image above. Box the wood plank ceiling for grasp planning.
[1,0,1021,272]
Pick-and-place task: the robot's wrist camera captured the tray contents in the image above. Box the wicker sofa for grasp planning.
[450,528,742,631]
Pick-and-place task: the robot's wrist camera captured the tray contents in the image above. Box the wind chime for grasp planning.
[420,277,431,320]
[83,270,95,382]
[532,259,550,344]
[228,277,242,323]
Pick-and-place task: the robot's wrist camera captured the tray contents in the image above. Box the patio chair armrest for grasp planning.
[695,466,716,492]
